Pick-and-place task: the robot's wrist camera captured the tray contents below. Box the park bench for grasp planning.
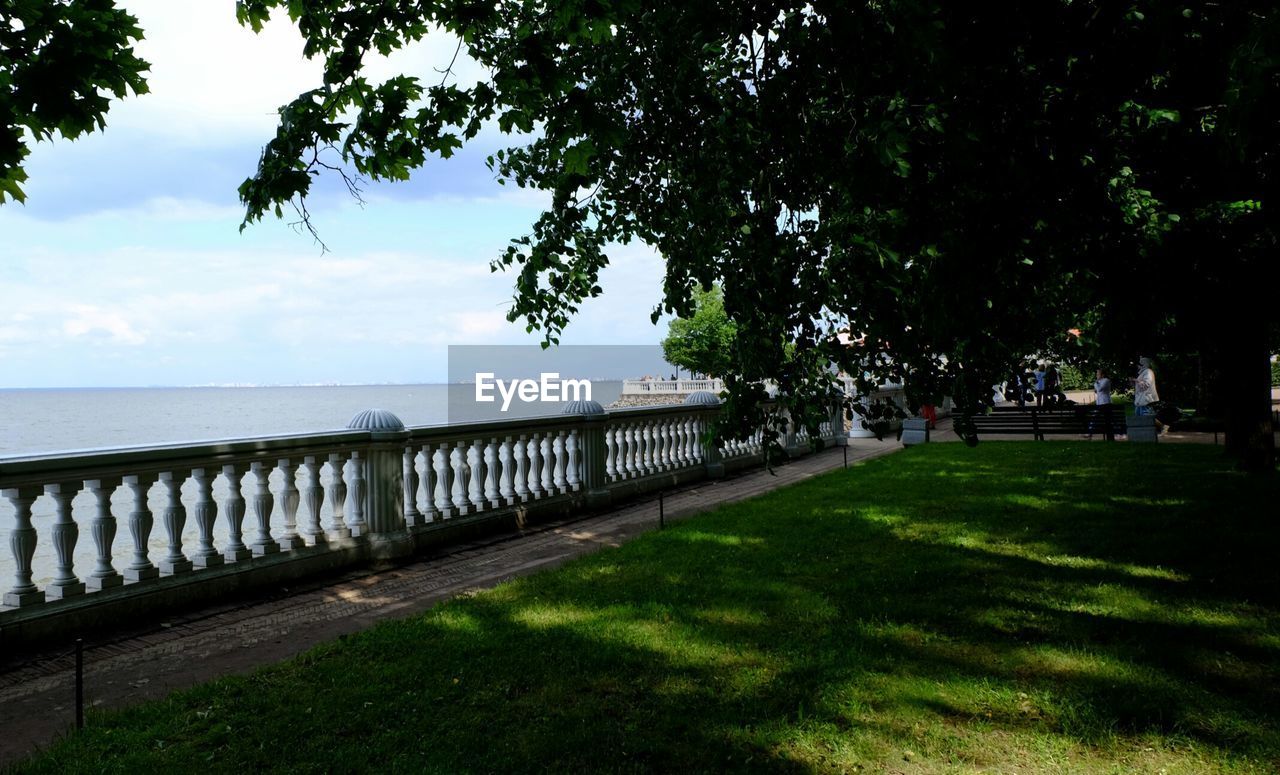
[971,405,1126,441]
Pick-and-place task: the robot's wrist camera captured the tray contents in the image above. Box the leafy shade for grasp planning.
[660,286,736,379]
[236,2,1277,464]
[0,0,149,203]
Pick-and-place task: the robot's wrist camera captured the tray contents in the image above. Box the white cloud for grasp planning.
[61,305,149,345]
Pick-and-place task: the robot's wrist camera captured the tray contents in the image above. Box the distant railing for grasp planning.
[0,399,843,644]
[620,378,724,395]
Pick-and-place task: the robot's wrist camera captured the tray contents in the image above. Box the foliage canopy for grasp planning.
[235,1,1276,460]
[0,0,149,203]
[660,286,736,380]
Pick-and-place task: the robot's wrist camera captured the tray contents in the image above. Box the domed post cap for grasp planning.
[347,408,407,439]
[684,391,722,406]
[561,399,605,415]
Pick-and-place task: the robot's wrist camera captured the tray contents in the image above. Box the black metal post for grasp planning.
[658,491,665,530]
[843,446,848,468]
[75,638,84,730]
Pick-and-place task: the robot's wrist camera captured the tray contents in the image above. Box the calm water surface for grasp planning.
[0,383,623,455]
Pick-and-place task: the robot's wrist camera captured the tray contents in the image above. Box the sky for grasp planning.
[0,1,668,388]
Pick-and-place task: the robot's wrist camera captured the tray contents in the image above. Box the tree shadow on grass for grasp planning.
[20,443,1280,773]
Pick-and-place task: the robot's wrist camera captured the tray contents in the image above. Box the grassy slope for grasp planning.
[15,444,1280,774]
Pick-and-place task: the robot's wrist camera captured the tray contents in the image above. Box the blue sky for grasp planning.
[0,1,667,388]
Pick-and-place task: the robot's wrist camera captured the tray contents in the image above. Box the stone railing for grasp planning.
[620,378,724,395]
[0,396,842,646]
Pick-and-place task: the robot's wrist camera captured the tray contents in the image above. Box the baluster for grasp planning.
[433,445,454,517]
[605,427,617,481]
[327,453,351,540]
[552,431,567,493]
[690,417,703,462]
[665,419,680,469]
[651,420,665,471]
[623,425,638,478]
[403,447,422,527]
[498,437,515,505]
[642,422,655,474]
[3,487,44,606]
[484,439,500,507]
[190,468,223,569]
[249,461,280,555]
[221,464,251,562]
[301,456,326,545]
[659,420,671,470]
[347,451,367,536]
[122,474,158,581]
[673,417,688,467]
[84,478,124,590]
[513,436,530,501]
[540,435,554,494]
[526,433,543,499]
[43,482,86,597]
[675,418,688,466]
[566,430,581,490]
[418,444,439,523]
[451,442,472,514]
[275,458,304,551]
[467,440,485,511]
[157,472,193,575]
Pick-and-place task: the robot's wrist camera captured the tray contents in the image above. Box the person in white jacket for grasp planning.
[1133,357,1159,416]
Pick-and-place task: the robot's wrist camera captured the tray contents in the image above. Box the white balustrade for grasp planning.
[0,402,803,628]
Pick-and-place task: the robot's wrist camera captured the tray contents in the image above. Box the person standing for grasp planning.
[1094,368,1113,405]
[1088,368,1114,439]
[1134,357,1159,416]
[1033,362,1047,408]
[1044,364,1061,407]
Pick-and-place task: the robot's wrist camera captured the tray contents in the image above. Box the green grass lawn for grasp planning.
[15,444,1280,773]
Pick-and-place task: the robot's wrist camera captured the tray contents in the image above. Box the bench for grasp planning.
[971,406,1126,441]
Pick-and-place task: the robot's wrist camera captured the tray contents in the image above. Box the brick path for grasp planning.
[0,440,896,766]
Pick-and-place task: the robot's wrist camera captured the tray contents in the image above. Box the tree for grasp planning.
[1,0,149,203]
[660,285,736,380]
[237,1,1276,468]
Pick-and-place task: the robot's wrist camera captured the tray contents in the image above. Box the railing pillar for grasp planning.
[347,409,412,560]
[563,400,610,506]
[683,392,724,478]
[830,401,849,446]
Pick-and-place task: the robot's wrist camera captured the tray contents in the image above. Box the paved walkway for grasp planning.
[0,440,896,767]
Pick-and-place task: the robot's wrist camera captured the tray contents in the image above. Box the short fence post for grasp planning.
[346,410,413,560]
[582,414,611,506]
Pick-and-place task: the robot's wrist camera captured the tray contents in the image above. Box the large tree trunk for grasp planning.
[1222,313,1276,472]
